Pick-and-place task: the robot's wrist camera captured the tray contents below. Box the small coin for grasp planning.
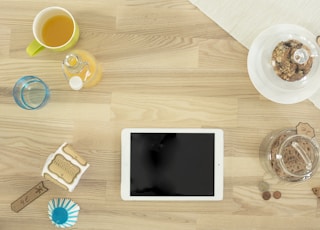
[262,191,271,200]
[273,191,281,199]
[258,181,270,192]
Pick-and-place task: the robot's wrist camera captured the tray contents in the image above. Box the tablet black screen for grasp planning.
[130,133,215,196]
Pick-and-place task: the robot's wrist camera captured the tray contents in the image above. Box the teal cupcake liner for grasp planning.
[48,198,80,228]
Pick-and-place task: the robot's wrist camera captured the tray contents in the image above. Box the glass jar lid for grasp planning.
[277,134,320,180]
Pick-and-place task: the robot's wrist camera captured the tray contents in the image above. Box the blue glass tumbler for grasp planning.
[13,76,50,110]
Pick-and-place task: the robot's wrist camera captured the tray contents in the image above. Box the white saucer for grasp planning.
[247,24,320,104]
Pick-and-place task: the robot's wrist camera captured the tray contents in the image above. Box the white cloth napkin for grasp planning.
[189,0,320,49]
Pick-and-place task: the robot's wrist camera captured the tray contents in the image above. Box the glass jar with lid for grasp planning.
[62,49,102,90]
[260,126,320,182]
[247,24,320,108]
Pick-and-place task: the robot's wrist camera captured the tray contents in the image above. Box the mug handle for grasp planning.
[26,39,45,56]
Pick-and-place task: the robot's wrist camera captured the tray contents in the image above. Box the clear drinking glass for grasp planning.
[13,76,50,110]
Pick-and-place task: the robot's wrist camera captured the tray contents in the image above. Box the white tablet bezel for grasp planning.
[121,128,224,201]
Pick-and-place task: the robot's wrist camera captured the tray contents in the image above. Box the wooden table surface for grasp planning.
[2,0,320,229]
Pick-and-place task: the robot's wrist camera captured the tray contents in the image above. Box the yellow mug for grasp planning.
[26,6,80,57]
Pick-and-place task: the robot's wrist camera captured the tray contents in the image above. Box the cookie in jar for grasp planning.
[259,123,320,182]
[271,39,313,81]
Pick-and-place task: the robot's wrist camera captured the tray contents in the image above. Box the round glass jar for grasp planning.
[260,128,320,182]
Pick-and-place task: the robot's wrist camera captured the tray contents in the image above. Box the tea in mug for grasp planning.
[42,15,74,47]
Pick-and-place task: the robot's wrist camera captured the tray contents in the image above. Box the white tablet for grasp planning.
[121,128,224,201]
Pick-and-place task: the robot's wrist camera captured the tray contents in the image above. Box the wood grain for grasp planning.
[1,0,320,229]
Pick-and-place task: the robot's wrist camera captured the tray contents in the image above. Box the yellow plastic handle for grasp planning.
[26,39,45,57]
